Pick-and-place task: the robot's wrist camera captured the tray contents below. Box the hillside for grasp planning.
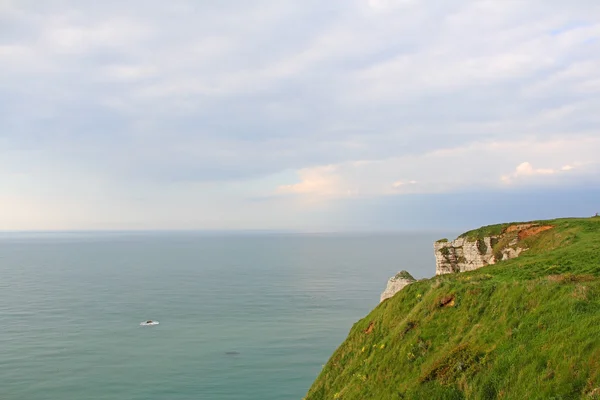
[306,217,600,399]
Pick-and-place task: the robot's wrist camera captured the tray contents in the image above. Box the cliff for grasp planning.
[380,271,416,302]
[306,217,600,399]
[434,223,553,275]
[379,223,554,303]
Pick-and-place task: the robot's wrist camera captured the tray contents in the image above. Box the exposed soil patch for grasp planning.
[420,344,483,384]
[364,321,375,334]
[518,225,553,240]
[547,274,595,284]
[573,285,590,300]
[401,321,417,337]
[504,224,535,233]
[439,295,455,308]
[587,387,600,397]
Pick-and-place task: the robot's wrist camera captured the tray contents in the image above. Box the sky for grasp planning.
[1,0,600,231]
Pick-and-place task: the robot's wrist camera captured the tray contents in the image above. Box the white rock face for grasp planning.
[434,237,497,275]
[434,229,532,275]
[501,246,523,260]
[380,271,416,302]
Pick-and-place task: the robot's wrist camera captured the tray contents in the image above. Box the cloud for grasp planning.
[277,136,600,199]
[2,0,600,229]
[392,180,418,188]
[501,162,557,184]
[515,162,556,176]
[367,0,416,10]
[103,65,158,81]
[276,165,345,198]
[500,160,587,184]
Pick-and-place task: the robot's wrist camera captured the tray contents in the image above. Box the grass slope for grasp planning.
[306,217,600,400]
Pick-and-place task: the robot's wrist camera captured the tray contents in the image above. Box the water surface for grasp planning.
[0,232,448,399]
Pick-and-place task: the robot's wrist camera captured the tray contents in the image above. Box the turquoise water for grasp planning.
[0,232,445,399]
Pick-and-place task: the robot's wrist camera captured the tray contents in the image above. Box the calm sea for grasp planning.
[0,232,449,400]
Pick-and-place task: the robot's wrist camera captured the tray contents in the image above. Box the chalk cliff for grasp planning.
[434,237,498,275]
[379,223,554,300]
[306,217,599,400]
[434,223,552,275]
[380,270,416,302]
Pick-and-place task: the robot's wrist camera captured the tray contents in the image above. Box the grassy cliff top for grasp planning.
[456,217,597,242]
[392,271,416,281]
[306,217,600,399]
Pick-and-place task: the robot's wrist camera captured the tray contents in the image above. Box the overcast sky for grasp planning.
[1,0,600,231]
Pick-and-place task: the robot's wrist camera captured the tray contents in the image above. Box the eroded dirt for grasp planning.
[518,225,554,240]
[439,295,455,308]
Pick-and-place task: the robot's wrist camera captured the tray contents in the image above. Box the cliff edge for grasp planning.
[380,271,416,302]
[306,217,600,400]
[434,222,554,275]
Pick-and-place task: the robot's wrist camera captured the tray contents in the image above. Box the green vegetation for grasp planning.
[394,271,416,281]
[458,223,512,241]
[437,238,449,243]
[476,239,488,256]
[490,232,517,261]
[306,217,600,400]
[440,247,451,257]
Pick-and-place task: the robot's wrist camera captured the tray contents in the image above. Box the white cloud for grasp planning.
[367,0,415,10]
[392,180,417,188]
[41,17,152,54]
[515,162,556,176]
[277,136,600,200]
[501,162,557,184]
[103,65,158,80]
[276,165,343,198]
[2,0,600,229]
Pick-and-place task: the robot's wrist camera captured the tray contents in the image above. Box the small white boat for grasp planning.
[140,320,159,326]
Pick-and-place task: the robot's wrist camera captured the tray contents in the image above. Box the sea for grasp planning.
[0,231,451,400]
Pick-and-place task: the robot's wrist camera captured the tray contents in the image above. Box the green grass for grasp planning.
[458,223,512,241]
[306,217,600,400]
[394,271,416,281]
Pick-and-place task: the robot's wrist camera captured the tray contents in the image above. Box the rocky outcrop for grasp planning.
[380,223,554,300]
[434,237,497,275]
[434,223,553,275]
[380,271,416,302]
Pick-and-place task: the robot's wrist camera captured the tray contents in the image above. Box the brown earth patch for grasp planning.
[401,321,417,337]
[587,387,600,398]
[547,274,595,284]
[547,274,563,283]
[504,223,535,233]
[364,321,375,334]
[419,344,482,384]
[573,285,590,300]
[439,295,455,308]
[518,225,553,240]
